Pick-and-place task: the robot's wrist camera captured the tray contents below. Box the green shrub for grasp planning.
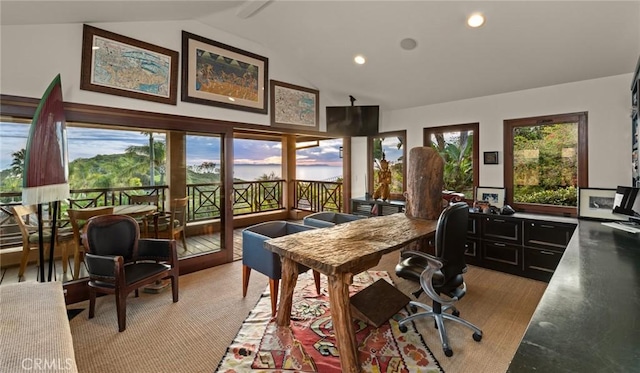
[514,186,577,206]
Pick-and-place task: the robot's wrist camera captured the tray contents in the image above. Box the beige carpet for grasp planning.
[69,254,547,373]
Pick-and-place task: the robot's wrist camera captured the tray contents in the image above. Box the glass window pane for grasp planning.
[512,123,578,206]
[430,130,475,199]
[373,136,404,197]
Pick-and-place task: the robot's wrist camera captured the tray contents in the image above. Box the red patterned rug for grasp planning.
[216,271,444,373]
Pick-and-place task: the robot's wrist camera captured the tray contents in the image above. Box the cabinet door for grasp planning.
[468,216,480,237]
[464,239,480,265]
[524,221,575,250]
[481,216,522,244]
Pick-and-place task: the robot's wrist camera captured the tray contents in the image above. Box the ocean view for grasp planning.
[234,164,342,182]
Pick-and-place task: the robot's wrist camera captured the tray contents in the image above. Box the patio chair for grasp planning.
[129,194,159,238]
[68,206,114,279]
[152,197,188,252]
[12,205,74,279]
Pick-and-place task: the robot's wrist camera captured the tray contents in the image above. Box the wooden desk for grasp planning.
[264,213,437,373]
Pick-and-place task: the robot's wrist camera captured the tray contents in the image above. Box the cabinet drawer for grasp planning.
[524,247,564,282]
[482,241,521,266]
[481,216,522,244]
[524,221,576,250]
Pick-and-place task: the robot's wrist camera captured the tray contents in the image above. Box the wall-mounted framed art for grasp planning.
[80,25,179,105]
[578,187,627,221]
[483,151,499,164]
[270,80,319,131]
[181,31,268,114]
[475,186,506,208]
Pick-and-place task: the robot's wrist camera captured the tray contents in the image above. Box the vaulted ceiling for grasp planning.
[2,1,639,110]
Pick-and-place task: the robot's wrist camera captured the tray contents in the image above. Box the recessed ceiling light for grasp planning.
[467,13,485,28]
[400,38,417,51]
[354,55,366,65]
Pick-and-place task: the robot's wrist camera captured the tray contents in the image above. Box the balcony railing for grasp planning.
[0,179,343,249]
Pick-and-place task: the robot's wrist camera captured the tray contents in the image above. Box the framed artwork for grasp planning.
[270,80,319,131]
[475,186,505,208]
[80,25,179,105]
[181,31,268,114]
[578,188,627,221]
[484,151,499,164]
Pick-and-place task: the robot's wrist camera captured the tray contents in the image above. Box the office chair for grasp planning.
[395,202,482,357]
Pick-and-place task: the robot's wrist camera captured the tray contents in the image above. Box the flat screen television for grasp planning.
[612,185,640,224]
[326,105,379,137]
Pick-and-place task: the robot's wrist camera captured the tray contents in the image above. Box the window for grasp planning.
[424,123,479,200]
[368,131,406,200]
[504,112,588,215]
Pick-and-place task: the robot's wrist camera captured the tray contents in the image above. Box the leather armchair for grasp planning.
[302,211,365,228]
[242,221,320,316]
[82,214,179,332]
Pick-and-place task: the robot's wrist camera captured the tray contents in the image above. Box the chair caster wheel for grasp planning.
[410,305,418,313]
[452,310,460,317]
[473,332,482,342]
[399,324,408,333]
[444,348,453,357]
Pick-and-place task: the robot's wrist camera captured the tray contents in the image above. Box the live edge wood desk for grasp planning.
[264,213,438,373]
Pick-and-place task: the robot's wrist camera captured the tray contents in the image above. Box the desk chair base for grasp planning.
[398,299,482,357]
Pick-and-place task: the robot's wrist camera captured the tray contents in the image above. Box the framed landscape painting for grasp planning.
[270,80,319,131]
[181,31,268,114]
[80,25,179,105]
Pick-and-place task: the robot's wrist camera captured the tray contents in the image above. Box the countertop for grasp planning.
[507,220,640,372]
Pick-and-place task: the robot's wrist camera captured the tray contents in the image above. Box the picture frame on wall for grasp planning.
[578,187,627,221]
[80,25,179,105]
[483,151,499,164]
[475,186,506,208]
[181,31,268,114]
[270,80,319,131]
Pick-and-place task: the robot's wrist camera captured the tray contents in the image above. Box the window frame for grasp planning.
[423,123,479,202]
[367,130,406,201]
[504,112,588,216]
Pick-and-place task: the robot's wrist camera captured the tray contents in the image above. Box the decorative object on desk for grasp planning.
[372,152,392,201]
[270,80,319,131]
[216,271,443,373]
[21,74,70,282]
[81,25,179,105]
[405,147,444,220]
[483,151,499,164]
[475,186,505,209]
[578,188,627,221]
[181,31,268,114]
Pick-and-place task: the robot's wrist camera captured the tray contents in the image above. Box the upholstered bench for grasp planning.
[0,281,78,373]
[302,211,365,228]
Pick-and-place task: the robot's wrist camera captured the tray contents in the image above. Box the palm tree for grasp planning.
[125,134,166,185]
[10,148,25,177]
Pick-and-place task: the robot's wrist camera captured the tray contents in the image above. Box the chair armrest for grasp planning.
[401,250,457,306]
[138,238,177,264]
[85,253,121,279]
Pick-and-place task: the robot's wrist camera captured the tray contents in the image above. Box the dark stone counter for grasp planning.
[507,220,640,372]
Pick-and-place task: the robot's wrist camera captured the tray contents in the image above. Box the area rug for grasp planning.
[216,270,443,373]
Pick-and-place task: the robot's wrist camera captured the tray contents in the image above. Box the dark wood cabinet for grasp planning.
[470,212,576,282]
[351,197,404,217]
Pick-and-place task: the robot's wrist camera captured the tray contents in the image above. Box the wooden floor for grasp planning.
[0,228,245,285]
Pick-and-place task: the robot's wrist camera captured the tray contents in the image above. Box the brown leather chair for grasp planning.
[68,207,114,279]
[12,205,74,279]
[83,214,179,332]
[152,197,188,252]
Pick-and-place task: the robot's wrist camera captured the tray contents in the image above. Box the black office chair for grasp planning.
[395,202,482,357]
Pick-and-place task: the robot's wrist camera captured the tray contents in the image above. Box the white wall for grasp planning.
[352,74,634,197]
[0,20,321,127]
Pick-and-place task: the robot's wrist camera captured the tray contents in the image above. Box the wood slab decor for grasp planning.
[405,146,444,220]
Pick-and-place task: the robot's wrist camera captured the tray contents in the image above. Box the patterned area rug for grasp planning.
[216,270,444,373]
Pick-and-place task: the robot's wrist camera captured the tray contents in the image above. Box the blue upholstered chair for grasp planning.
[302,211,365,228]
[242,221,321,316]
